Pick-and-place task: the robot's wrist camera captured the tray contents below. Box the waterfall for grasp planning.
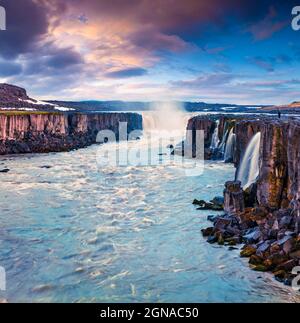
[210,120,220,150]
[224,128,236,163]
[219,129,229,156]
[236,132,261,189]
[142,102,189,134]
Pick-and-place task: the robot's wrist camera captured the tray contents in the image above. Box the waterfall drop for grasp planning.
[236,132,261,189]
[224,128,236,163]
[210,120,220,150]
[142,102,189,134]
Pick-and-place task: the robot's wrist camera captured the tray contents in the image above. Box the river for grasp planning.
[0,110,299,303]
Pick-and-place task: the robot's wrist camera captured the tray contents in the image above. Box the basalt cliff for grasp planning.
[0,84,142,155]
[188,115,300,285]
[0,112,142,155]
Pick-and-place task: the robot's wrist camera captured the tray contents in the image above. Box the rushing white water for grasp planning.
[210,120,220,150]
[219,129,229,156]
[224,128,236,163]
[236,132,261,189]
[142,102,189,134]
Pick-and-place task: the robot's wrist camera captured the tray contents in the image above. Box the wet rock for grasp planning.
[207,235,218,244]
[207,214,219,222]
[224,181,245,215]
[276,259,297,272]
[244,183,257,207]
[267,253,288,267]
[193,199,223,211]
[201,227,214,237]
[252,264,268,272]
[290,250,300,259]
[211,196,224,208]
[240,245,257,258]
[256,241,271,254]
[279,215,293,229]
[214,217,231,230]
[273,270,286,281]
[249,254,263,265]
[243,227,261,244]
[0,168,9,173]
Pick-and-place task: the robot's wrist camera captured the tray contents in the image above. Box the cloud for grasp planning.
[0,0,50,58]
[249,57,275,72]
[171,73,236,88]
[247,6,289,41]
[0,0,298,104]
[105,67,148,79]
[0,61,22,77]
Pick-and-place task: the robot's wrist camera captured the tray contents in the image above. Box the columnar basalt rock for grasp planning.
[198,116,300,286]
[224,181,245,216]
[0,112,143,155]
[256,120,289,209]
[185,115,238,159]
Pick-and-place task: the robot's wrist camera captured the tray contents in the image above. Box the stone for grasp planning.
[273,270,286,280]
[240,245,257,258]
[243,227,261,244]
[214,218,231,230]
[0,168,9,173]
[207,235,217,244]
[256,241,270,254]
[210,196,224,208]
[289,250,300,259]
[193,199,224,211]
[279,216,293,229]
[276,259,297,272]
[201,227,214,237]
[223,181,245,215]
[252,264,268,272]
[249,254,263,265]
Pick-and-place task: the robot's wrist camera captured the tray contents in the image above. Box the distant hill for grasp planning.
[0,84,74,112]
[1,83,272,114]
[47,100,265,113]
[261,101,300,112]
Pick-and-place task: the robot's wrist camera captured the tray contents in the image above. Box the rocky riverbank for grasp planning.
[0,112,143,155]
[189,115,300,286]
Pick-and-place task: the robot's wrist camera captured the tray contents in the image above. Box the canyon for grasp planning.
[0,112,143,155]
[187,114,300,285]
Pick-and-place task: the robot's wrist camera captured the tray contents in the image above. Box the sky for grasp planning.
[0,0,300,104]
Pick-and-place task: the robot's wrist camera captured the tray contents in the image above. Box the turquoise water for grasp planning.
[0,138,299,303]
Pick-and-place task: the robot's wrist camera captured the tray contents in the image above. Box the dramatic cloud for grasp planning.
[105,67,148,79]
[0,0,299,104]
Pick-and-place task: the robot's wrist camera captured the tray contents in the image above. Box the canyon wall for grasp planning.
[193,114,300,283]
[187,115,300,212]
[0,112,143,155]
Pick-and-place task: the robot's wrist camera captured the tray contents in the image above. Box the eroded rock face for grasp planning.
[199,116,300,286]
[257,120,289,209]
[224,181,245,216]
[0,112,143,154]
[185,115,238,159]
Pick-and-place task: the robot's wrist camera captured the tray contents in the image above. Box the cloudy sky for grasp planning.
[0,0,300,104]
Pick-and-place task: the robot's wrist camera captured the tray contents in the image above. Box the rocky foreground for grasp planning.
[188,115,300,286]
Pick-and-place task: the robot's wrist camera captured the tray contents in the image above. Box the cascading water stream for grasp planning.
[219,129,229,156]
[210,120,220,150]
[224,128,236,163]
[236,132,261,189]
